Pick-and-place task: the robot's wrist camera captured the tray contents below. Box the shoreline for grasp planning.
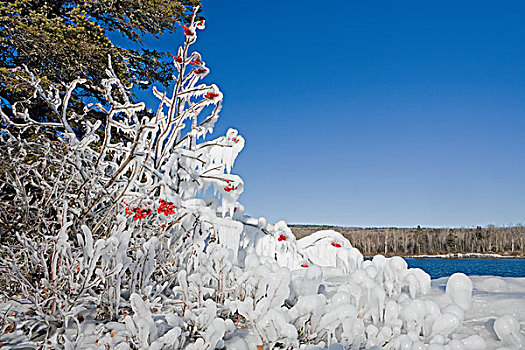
[290,224,525,259]
[362,252,525,259]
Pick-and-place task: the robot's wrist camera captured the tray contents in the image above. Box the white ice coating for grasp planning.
[297,230,363,273]
[493,314,525,349]
[227,220,525,349]
[153,212,521,349]
[202,128,245,175]
[188,216,515,349]
[446,273,473,311]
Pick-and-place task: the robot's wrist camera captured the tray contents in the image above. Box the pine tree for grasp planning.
[0,0,200,116]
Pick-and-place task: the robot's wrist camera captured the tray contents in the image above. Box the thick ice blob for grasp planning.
[494,314,525,349]
[446,273,473,310]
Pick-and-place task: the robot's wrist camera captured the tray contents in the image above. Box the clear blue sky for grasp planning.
[137,1,525,227]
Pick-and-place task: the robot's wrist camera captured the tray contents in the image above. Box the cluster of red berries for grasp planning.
[224,184,238,192]
[190,58,202,66]
[232,137,240,144]
[277,234,287,242]
[172,55,183,63]
[182,25,194,36]
[204,92,219,99]
[125,207,152,221]
[194,68,207,74]
[125,199,178,220]
[331,242,342,248]
[158,199,178,216]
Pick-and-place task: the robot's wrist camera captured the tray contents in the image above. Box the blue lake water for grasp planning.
[403,258,525,279]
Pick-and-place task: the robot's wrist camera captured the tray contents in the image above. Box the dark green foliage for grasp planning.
[446,232,457,252]
[0,0,201,106]
[475,225,484,239]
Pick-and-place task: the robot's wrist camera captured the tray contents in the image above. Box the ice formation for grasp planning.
[493,314,525,349]
[445,273,473,311]
[7,211,522,349]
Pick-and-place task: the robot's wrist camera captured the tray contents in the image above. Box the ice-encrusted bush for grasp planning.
[0,7,501,350]
[0,8,244,346]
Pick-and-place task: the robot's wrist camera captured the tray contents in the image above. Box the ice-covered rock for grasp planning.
[430,312,460,337]
[297,230,363,273]
[494,314,525,349]
[400,299,426,335]
[446,273,473,310]
[477,277,510,293]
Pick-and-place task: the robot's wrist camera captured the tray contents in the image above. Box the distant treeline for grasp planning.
[290,225,525,257]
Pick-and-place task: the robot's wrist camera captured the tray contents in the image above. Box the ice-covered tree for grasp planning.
[0,6,246,341]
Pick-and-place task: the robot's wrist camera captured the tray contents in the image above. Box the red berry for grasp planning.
[158,199,177,215]
[182,25,194,36]
[190,58,202,66]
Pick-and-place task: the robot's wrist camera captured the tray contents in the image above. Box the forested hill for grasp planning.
[290,225,525,257]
